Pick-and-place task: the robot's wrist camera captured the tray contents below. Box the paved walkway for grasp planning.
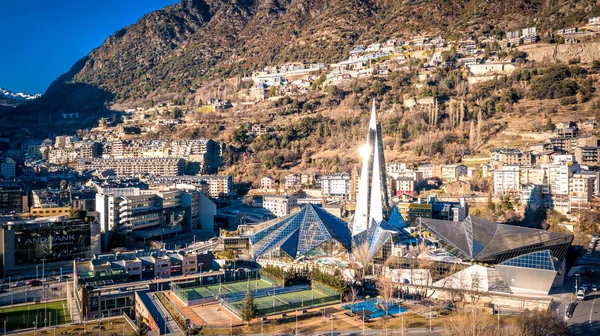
[148,292,183,335]
[165,290,207,327]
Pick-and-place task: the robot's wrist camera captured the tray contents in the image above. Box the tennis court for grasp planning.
[177,279,274,301]
[226,288,338,316]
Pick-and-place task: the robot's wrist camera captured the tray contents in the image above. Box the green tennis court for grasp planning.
[226,289,338,316]
[180,279,274,300]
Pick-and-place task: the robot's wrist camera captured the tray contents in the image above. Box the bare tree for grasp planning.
[442,307,502,336]
[476,110,482,146]
[377,276,395,334]
[350,286,359,312]
[515,309,570,336]
[469,120,475,150]
[149,240,165,250]
[351,241,370,279]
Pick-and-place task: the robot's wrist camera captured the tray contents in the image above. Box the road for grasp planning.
[148,292,183,335]
[246,327,443,336]
[568,292,600,335]
[0,282,66,306]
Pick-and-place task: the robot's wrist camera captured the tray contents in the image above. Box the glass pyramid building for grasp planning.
[249,203,352,260]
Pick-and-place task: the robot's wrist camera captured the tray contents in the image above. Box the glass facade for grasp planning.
[7,219,92,266]
[499,250,556,271]
[250,204,352,260]
[419,216,573,264]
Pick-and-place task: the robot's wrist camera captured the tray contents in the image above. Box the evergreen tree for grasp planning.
[240,290,259,324]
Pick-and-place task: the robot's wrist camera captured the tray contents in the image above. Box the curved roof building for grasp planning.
[418,215,573,294]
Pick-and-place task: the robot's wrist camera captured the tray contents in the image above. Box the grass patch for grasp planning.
[14,317,135,336]
[0,300,70,332]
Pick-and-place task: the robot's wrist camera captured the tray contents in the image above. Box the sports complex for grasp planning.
[170,276,340,319]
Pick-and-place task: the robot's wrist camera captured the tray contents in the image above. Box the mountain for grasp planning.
[0,88,41,101]
[13,0,600,118]
[0,87,40,111]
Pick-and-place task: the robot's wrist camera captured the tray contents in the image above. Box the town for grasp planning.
[2,8,600,336]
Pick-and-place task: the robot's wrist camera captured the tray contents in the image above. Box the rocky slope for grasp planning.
[11,0,600,123]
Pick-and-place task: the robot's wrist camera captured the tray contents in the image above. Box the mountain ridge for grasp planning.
[12,0,600,120]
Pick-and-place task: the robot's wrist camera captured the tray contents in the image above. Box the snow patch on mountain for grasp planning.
[0,88,41,101]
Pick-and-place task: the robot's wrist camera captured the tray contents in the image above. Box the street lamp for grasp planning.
[41,258,46,281]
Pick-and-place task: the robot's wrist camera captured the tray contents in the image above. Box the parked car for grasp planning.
[593,284,598,292]
[11,281,24,288]
[27,280,42,286]
[577,291,586,300]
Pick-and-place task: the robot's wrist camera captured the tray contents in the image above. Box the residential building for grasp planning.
[0,157,16,179]
[320,173,353,200]
[148,175,232,198]
[80,158,185,177]
[570,172,596,211]
[0,180,25,214]
[394,177,415,196]
[493,166,520,195]
[261,177,275,190]
[95,187,191,246]
[575,146,600,165]
[417,164,436,179]
[489,148,532,166]
[520,184,543,209]
[441,164,468,182]
[263,194,298,217]
[284,174,302,190]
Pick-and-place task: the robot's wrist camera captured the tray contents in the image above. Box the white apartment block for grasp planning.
[493,166,521,195]
[284,174,302,190]
[388,169,423,183]
[263,194,298,217]
[261,177,275,189]
[541,162,576,195]
[148,175,232,198]
[320,173,352,200]
[417,164,435,179]
[570,172,595,209]
[81,158,185,177]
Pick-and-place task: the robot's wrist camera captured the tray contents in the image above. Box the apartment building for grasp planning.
[441,164,468,182]
[320,173,353,200]
[80,158,185,177]
[166,139,222,174]
[148,175,232,198]
[263,194,298,217]
[417,164,436,179]
[575,146,600,165]
[261,177,275,189]
[394,177,415,196]
[0,157,16,179]
[95,187,191,245]
[493,165,521,195]
[284,174,302,190]
[489,148,533,166]
[570,172,596,210]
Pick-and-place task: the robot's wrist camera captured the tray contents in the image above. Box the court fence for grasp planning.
[222,285,339,318]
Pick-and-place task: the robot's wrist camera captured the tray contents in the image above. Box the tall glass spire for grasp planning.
[352,100,387,236]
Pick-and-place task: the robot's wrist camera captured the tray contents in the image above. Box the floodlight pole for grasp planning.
[362,308,365,335]
[429,304,432,332]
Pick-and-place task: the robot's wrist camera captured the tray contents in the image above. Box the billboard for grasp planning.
[12,220,92,266]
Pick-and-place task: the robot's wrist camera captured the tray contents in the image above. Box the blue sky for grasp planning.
[0,0,179,94]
